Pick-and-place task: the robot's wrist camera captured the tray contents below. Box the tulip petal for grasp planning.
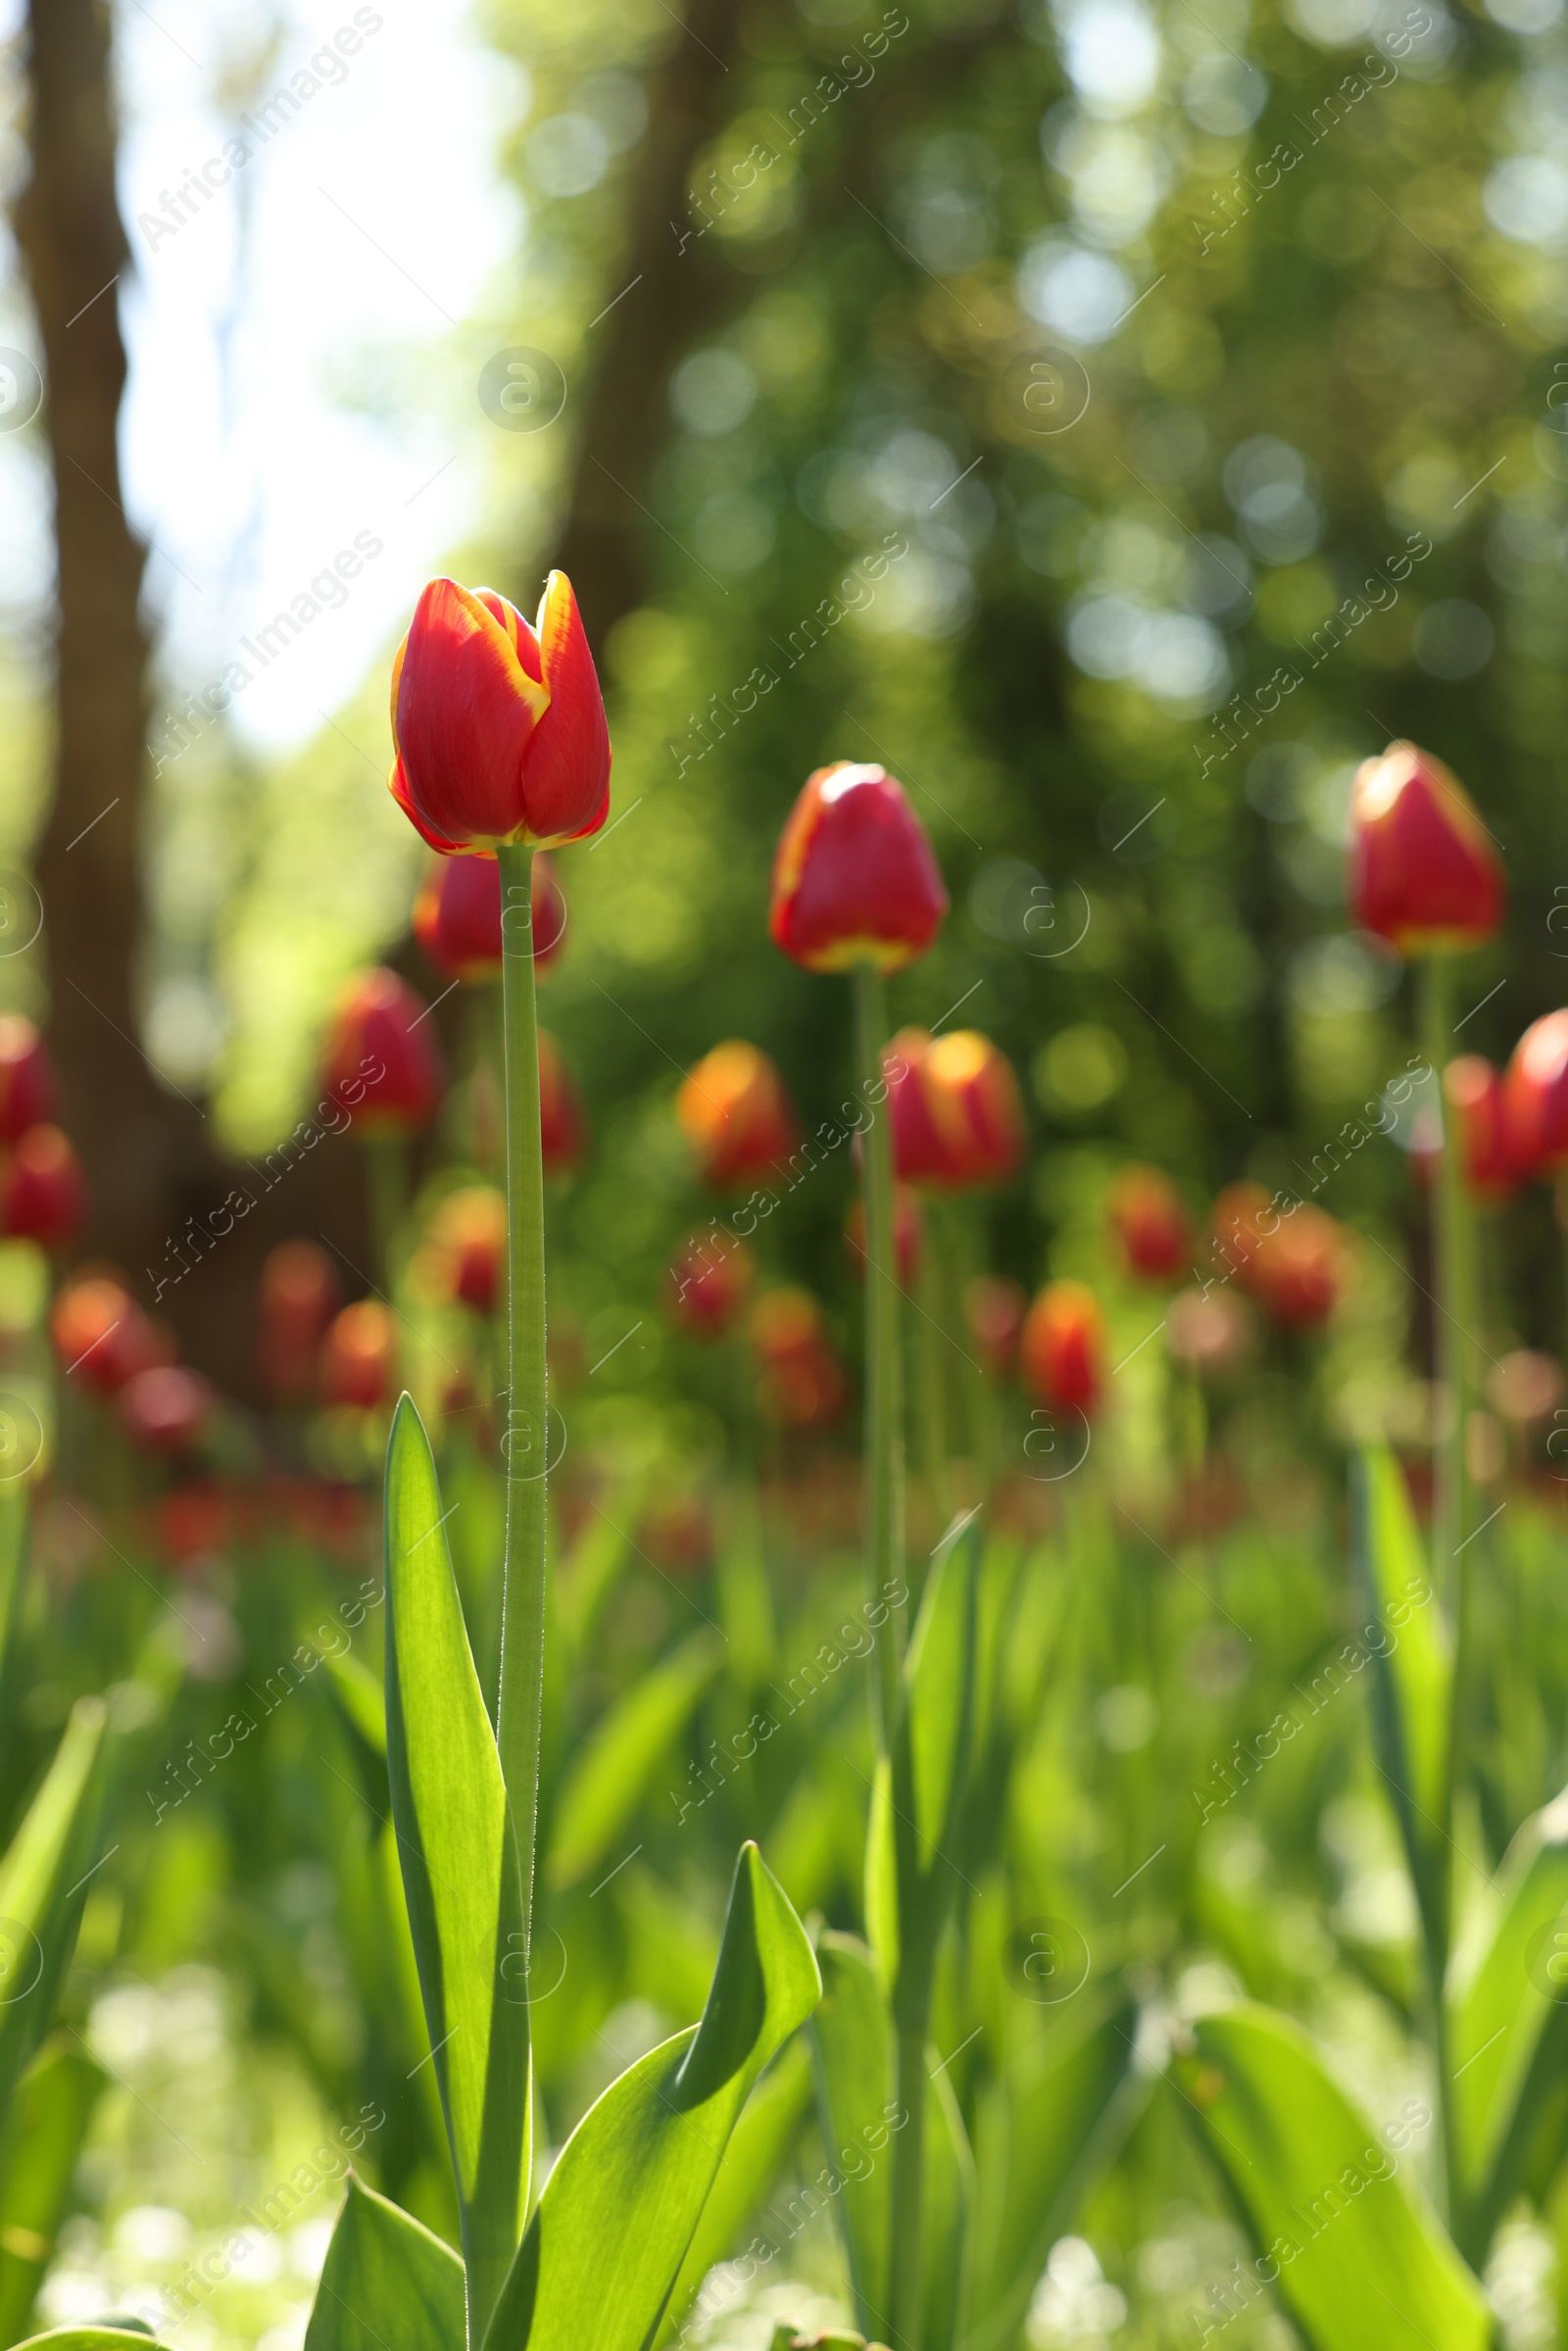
[518,571,612,845]
[475,588,545,685]
[389,628,408,755]
[395,578,551,848]
[389,756,470,857]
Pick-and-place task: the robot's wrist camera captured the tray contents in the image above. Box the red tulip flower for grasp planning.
[258,1240,343,1400]
[1107,1164,1191,1283]
[1019,1280,1106,1417]
[1248,1205,1347,1328]
[751,1287,847,1430]
[769,763,948,973]
[668,1230,755,1339]
[846,1184,923,1290]
[676,1042,800,1189]
[1348,741,1503,956]
[413,849,566,983]
[1504,1011,1568,1181]
[429,1186,508,1314]
[322,968,444,1137]
[120,1365,213,1456]
[2,1124,86,1248]
[0,1015,56,1144]
[965,1274,1027,1378]
[320,1299,397,1409]
[1209,1182,1274,1284]
[51,1276,163,1396]
[887,1028,1025,1190]
[389,573,611,855]
[1412,1057,1518,1205]
[539,1031,587,1175]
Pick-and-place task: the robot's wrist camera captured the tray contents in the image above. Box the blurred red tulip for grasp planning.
[1504,1010,1568,1181]
[0,1015,56,1144]
[668,1230,755,1339]
[428,1186,508,1314]
[413,849,566,983]
[2,1124,86,1248]
[769,763,948,974]
[965,1274,1027,1378]
[539,1030,586,1175]
[846,1184,923,1290]
[676,1042,800,1189]
[1247,1205,1347,1328]
[887,1028,1024,1190]
[319,1299,397,1408]
[1019,1280,1106,1416]
[1411,1057,1518,1204]
[120,1365,213,1456]
[1348,740,1503,955]
[1164,1284,1255,1377]
[1210,1182,1274,1282]
[389,573,611,853]
[258,1241,342,1399]
[322,968,445,1137]
[1107,1164,1191,1282]
[51,1276,162,1396]
[751,1287,848,1430]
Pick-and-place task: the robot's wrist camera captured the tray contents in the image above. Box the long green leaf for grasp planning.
[304,2175,466,2351]
[921,2066,973,2351]
[484,1840,819,2351]
[659,2038,813,2347]
[383,1396,528,2338]
[544,1631,721,1890]
[810,1933,897,2330]
[0,1695,108,2125]
[7,2335,168,2349]
[1351,1448,1450,1921]
[0,2041,104,2344]
[1174,2004,1489,2350]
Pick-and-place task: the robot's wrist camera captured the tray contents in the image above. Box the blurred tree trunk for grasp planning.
[551,0,746,644]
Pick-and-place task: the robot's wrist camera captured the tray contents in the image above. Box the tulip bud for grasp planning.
[888,1028,1025,1190]
[413,849,566,984]
[676,1042,800,1189]
[51,1275,163,1396]
[2,1124,86,1249]
[1504,1010,1568,1181]
[428,1186,508,1314]
[322,968,445,1138]
[258,1241,342,1400]
[120,1365,213,1456]
[668,1230,755,1339]
[1020,1280,1106,1417]
[389,573,611,853]
[0,1015,57,1145]
[965,1274,1027,1379]
[1164,1285,1255,1378]
[1107,1164,1191,1282]
[539,1030,587,1175]
[769,763,948,974]
[320,1299,397,1408]
[1348,740,1503,956]
[846,1185,923,1290]
[1209,1182,1274,1283]
[1247,1205,1347,1328]
[1411,1057,1517,1204]
[751,1287,848,1429]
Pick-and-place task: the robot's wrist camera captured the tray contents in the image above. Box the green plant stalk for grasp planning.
[364,1133,408,1292]
[495,841,549,1974]
[853,962,906,1743]
[890,2010,927,2351]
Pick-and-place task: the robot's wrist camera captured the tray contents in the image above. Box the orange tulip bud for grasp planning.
[751,1287,848,1429]
[258,1241,343,1401]
[1107,1163,1191,1282]
[1504,1010,1568,1181]
[1348,740,1503,956]
[676,1042,800,1188]
[1209,1182,1274,1282]
[428,1186,508,1314]
[320,1299,397,1408]
[965,1274,1027,1378]
[887,1027,1025,1190]
[2,1124,86,1249]
[1019,1280,1106,1416]
[51,1275,163,1396]
[539,1030,587,1175]
[0,1015,56,1144]
[668,1229,755,1338]
[322,968,444,1138]
[1411,1057,1518,1204]
[389,573,611,854]
[1247,1204,1347,1328]
[413,849,566,983]
[769,763,948,974]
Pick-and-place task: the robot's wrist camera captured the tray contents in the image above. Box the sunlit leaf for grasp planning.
[304,2175,466,2351]
[659,2037,813,2346]
[0,2040,104,2344]
[0,1694,109,2125]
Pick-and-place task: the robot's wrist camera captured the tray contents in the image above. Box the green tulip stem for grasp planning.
[853,961,906,1744]
[495,841,549,1970]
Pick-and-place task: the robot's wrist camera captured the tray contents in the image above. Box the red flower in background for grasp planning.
[0,1015,56,1143]
[1019,1280,1106,1417]
[751,1288,847,1430]
[845,1184,923,1291]
[769,763,948,974]
[1247,1205,1348,1328]
[120,1365,213,1456]
[539,1031,587,1175]
[1412,1057,1519,1205]
[965,1274,1027,1378]
[51,1276,164,1397]
[389,573,611,854]
[413,849,566,983]
[676,1042,800,1189]
[1107,1164,1191,1282]
[428,1186,508,1314]
[1164,1285,1255,1378]
[319,1300,397,1409]
[1210,1182,1274,1282]
[2,1125,86,1249]
[258,1241,342,1401]
[887,1028,1025,1190]
[668,1231,755,1339]
[1504,1010,1568,1181]
[1348,740,1503,955]
[322,968,445,1137]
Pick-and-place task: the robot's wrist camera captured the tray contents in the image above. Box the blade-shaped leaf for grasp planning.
[304,2175,466,2351]
[1351,1448,1450,1913]
[383,1396,528,2335]
[810,1932,897,2329]
[0,1695,109,2125]
[921,2066,973,2351]
[544,1631,721,1890]
[0,2041,104,2344]
[7,2334,170,2348]
[1174,2004,1490,2350]
[968,1996,1143,2351]
[484,1840,819,2351]
[660,2038,813,2347]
